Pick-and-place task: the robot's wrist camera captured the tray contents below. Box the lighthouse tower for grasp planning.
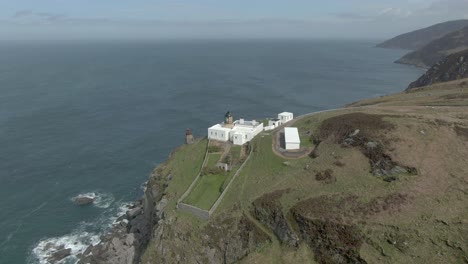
[224,111,234,128]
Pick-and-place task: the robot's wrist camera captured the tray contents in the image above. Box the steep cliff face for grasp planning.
[77,175,166,264]
[144,213,270,264]
[407,49,468,90]
[250,190,299,246]
[377,20,468,50]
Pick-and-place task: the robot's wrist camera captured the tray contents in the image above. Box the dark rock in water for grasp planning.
[73,196,95,205]
[47,248,71,263]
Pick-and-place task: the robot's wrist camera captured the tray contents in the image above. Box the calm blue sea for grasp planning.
[0,39,424,263]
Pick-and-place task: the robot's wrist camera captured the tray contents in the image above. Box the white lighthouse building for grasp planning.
[208,111,264,145]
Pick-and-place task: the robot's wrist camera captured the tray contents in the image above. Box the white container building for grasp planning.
[284,127,301,150]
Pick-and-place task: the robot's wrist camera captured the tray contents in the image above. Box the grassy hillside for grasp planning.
[377,20,468,50]
[141,80,468,264]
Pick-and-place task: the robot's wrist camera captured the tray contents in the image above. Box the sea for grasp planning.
[0,39,425,263]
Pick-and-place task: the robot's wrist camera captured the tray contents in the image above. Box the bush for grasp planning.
[315,169,336,184]
[201,167,224,176]
[208,145,222,153]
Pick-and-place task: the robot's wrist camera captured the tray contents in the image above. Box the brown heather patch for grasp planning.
[288,193,410,263]
[454,126,468,140]
[439,93,468,100]
[318,113,395,143]
[315,169,336,184]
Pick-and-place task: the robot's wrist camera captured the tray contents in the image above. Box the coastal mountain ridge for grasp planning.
[407,49,468,90]
[396,25,468,68]
[377,19,468,50]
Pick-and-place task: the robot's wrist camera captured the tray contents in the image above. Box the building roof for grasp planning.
[279,112,293,116]
[284,127,300,144]
[209,124,233,132]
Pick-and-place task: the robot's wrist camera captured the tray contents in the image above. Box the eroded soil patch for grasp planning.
[317,113,417,180]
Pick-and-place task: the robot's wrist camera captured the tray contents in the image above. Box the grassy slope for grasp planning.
[216,79,468,263]
[184,147,242,210]
[143,79,468,263]
[150,138,208,212]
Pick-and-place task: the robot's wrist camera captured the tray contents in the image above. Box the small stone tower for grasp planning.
[225,111,233,125]
[185,128,194,144]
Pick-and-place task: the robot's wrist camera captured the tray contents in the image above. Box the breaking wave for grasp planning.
[30,229,100,264]
[29,200,132,264]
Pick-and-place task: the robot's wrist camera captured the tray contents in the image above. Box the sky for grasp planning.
[0,0,468,40]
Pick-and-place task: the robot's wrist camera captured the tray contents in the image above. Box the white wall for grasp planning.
[268,120,281,127]
[208,127,230,142]
[278,113,294,124]
[286,142,300,150]
[233,132,246,145]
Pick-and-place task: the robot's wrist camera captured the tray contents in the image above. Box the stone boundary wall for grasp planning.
[177,139,211,206]
[178,203,210,219]
[209,145,253,216]
[176,140,254,219]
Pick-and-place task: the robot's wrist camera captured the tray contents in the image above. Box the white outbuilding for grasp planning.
[278,112,294,124]
[284,127,301,150]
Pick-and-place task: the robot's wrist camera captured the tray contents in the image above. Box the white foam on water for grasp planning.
[30,200,133,264]
[71,192,115,209]
[30,229,100,264]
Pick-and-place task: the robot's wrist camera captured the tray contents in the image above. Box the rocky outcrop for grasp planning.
[251,190,299,247]
[407,49,468,90]
[292,214,367,264]
[147,214,270,263]
[72,195,95,205]
[78,177,166,264]
[47,247,71,263]
[318,113,417,181]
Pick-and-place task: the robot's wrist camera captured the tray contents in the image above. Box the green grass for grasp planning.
[183,148,242,210]
[229,145,242,165]
[155,138,208,211]
[206,153,222,168]
[299,134,313,148]
[184,173,227,210]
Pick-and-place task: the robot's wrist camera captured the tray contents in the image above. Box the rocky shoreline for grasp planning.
[77,179,168,264]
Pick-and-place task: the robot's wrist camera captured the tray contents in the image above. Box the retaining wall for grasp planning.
[177,139,211,205]
[208,145,253,216]
[178,203,210,220]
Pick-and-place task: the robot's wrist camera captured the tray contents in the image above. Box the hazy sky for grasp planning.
[1,0,468,40]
